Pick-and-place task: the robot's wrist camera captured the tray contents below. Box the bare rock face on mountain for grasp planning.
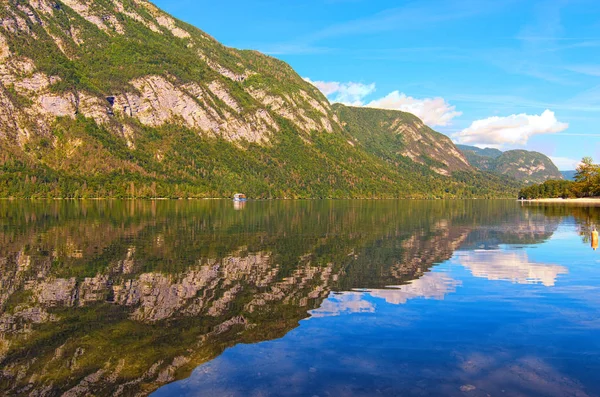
[0,0,334,144]
[0,0,517,198]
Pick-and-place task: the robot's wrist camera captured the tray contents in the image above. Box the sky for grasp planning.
[152,0,600,170]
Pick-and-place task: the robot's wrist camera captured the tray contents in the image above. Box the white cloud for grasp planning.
[549,156,580,170]
[304,78,375,106]
[453,109,568,147]
[366,91,462,126]
[304,78,461,126]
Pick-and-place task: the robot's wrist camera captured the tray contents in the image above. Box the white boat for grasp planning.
[233,193,247,202]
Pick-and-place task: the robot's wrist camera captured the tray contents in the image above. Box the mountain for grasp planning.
[456,144,502,160]
[0,0,518,198]
[336,105,472,176]
[561,170,576,181]
[457,145,563,184]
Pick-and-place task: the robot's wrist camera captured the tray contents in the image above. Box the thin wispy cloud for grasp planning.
[564,84,600,109]
[565,65,600,77]
[306,0,493,42]
[515,36,600,41]
[263,0,515,55]
[539,40,600,53]
[555,133,600,136]
[450,93,600,113]
[477,2,577,85]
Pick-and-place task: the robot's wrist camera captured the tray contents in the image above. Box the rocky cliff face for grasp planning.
[458,145,563,184]
[0,0,518,198]
[0,0,335,145]
[494,150,563,183]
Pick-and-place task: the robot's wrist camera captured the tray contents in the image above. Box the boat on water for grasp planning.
[233,193,247,202]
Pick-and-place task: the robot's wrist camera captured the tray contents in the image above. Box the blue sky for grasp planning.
[152,0,600,170]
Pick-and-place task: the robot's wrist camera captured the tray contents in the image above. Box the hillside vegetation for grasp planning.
[0,0,519,198]
[457,145,563,184]
[519,157,598,199]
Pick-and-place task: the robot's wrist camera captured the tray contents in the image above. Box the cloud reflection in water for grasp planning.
[310,272,461,318]
[454,250,568,287]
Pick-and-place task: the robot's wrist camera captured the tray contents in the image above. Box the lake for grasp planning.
[0,200,599,396]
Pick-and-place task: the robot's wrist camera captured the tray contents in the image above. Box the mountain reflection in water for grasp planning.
[0,200,599,397]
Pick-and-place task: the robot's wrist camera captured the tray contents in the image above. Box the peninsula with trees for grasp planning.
[519,157,599,200]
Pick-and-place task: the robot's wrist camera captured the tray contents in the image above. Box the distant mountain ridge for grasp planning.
[457,145,563,184]
[456,145,502,159]
[561,171,576,181]
[0,0,518,198]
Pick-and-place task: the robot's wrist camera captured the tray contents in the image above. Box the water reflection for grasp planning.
[311,272,461,318]
[0,200,597,396]
[455,250,568,287]
[523,202,600,249]
[367,272,461,304]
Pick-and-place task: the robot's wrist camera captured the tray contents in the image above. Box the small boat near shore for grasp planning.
[233,193,247,202]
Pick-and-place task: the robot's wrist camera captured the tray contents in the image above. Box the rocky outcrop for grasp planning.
[155,15,190,39]
[248,87,335,134]
[0,9,33,36]
[35,92,77,118]
[112,75,277,143]
[395,117,471,175]
[60,0,125,35]
[197,51,254,82]
[207,80,241,113]
[133,0,191,38]
[27,0,56,17]
[0,33,9,60]
[0,0,314,149]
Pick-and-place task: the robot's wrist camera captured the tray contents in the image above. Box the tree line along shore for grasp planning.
[519,157,599,200]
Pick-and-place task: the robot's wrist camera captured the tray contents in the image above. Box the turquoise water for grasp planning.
[0,200,598,396]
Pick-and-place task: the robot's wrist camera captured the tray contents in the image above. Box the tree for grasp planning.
[574,157,599,197]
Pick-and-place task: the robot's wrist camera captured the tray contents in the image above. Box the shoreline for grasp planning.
[521,198,600,205]
[0,197,518,201]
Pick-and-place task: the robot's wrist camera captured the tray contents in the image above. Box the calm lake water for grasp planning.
[1,200,599,397]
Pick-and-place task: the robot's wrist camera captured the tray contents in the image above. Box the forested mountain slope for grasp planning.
[0,0,518,198]
[457,145,562,184]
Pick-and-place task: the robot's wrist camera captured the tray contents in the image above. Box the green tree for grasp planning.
[574,157,599,197]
